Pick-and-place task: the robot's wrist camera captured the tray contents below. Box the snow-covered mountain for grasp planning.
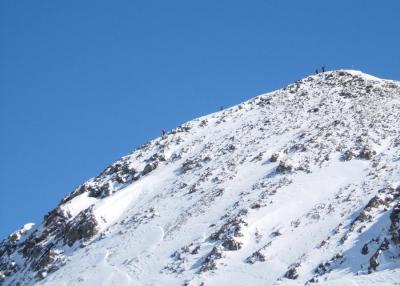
[1,70,400,286]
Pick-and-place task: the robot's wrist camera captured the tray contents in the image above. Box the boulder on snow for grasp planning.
[361,243,369,255]
[341,150,354,161]
[270,153,279,162]
[245,250,266,264]
[276,161,293,173]
[358,146,376,160]
[284,265,299,279]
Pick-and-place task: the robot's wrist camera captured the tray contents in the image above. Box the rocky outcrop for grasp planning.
[389,202,400,245]
[44,207,71,229]
[221,236,242,251]
[199,246,223,273]
[245,250,266,264]
[62,206,99,247]
[142,162,158,175]
[284,263,300,279]
[276,161,293,173]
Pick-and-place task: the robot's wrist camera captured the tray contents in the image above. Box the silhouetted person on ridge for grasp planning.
[161,129,166,136]
[322,66,326,72]
[315,69,319,74]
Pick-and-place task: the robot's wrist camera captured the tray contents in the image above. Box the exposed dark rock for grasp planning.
[209,215,247,241]
[284,265,299,279]
[270,153,279,162]
[358,146,376,160]
[44,207,71,228]
[181,157,210,173]
[182,159,200,173]
[60,158,139,202]
[355,210,371,224]
[0,260,18,279]
[250,202,261,209]
[225,144,236,152]
[365,196,385,211]
[199,119,208,127]
[361,243,369,255]
[271,230,282,238]
[199,246,223,273]
[21,238,37,258]
[389,202,400,245]
[222,237,242,251]
[60,184,88,204]
[379,238,390,251]
[31,245,60,273]
[20,230,52,259]
[87,185,101,198]
[245,250,266,264]
[114,163,139,184]
[187,184,198,194]
[341,150,354,161]
[8,233,19,242]
[148,153,166,162]
[276,161,293,173]
[142,162,158,175]
[307,277,319,284]
[191,246,201,255]
[251,152,264,162]
[369,250,381,272]
[339,91,356,98]
[87,183,112,198]
[314,253,343,276]
[62,207,99,247]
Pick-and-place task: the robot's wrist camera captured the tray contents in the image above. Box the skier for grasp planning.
[161,129,166,136]
[321,66,326,72]
[315,69,319,74]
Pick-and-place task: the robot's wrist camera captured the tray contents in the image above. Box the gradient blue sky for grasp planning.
[1,0,399,238]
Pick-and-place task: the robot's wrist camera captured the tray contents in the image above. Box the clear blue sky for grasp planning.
[1,0,399,239]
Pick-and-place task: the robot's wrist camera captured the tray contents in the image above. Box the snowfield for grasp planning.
[1,70,400,286]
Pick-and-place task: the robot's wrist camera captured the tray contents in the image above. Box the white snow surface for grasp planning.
[1,70,400,286]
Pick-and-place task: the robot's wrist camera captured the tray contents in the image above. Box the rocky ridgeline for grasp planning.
[0,124,190,284]
[1,70,400,285]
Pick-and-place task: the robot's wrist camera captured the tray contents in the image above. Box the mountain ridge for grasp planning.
[1,70,400,285]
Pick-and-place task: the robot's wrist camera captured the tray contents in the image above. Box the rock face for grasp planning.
[1,70,400,285]
[390,200,400,245]
[62,207,99,247]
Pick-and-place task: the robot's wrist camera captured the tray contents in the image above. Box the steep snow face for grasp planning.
[1,70,400,286]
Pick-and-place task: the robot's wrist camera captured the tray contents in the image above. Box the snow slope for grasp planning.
[1,70,400,286]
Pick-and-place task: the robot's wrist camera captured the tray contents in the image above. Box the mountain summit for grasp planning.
[1,70,400,286]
